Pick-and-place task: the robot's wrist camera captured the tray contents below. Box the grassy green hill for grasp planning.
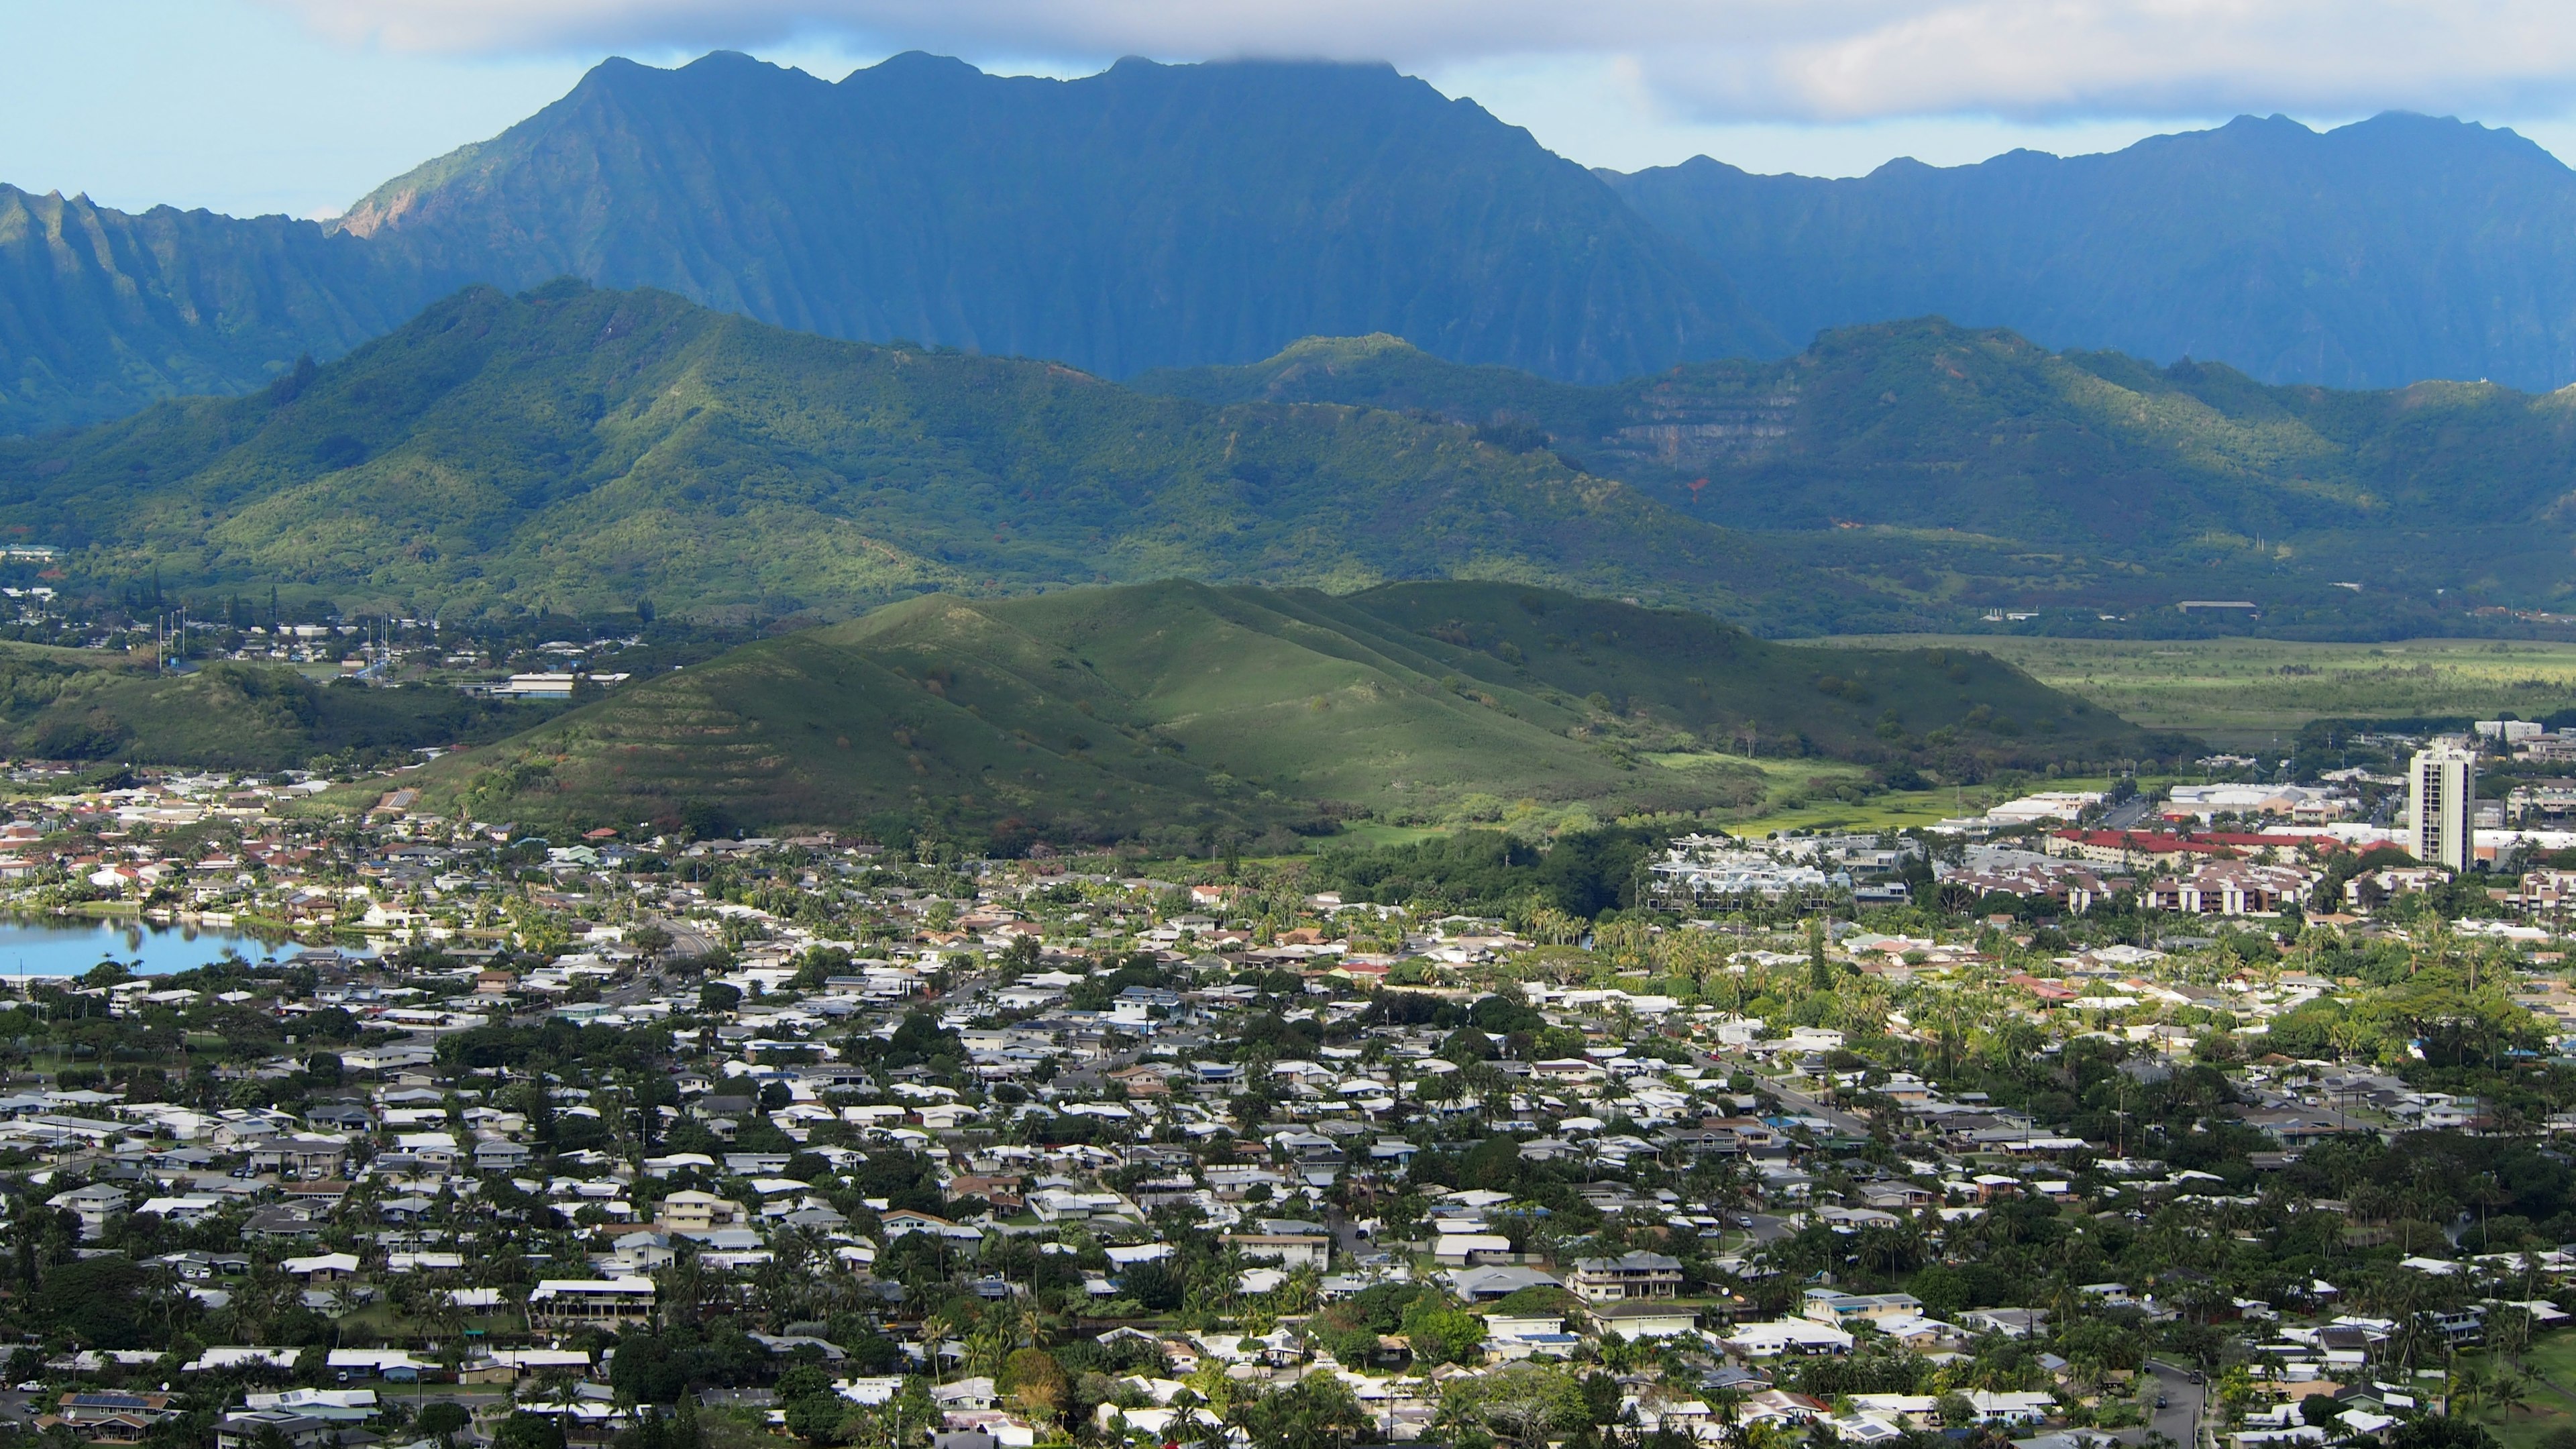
[0,647,555,771]
[1139,319,2576,631]
[0,282,1895,635]
[409,580,2178,845]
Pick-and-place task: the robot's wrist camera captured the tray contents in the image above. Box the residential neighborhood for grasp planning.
[0,731,2563,1449]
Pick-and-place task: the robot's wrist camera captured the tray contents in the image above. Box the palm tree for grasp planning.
[2450,1360,2491,1420]
[2491,1364,2536,1423]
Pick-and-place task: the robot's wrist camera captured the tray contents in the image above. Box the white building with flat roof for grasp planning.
[2408,746,2477,871]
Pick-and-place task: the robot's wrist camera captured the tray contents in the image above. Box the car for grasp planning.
[2157,1395,2169,1409]
[15,1383,43,1393]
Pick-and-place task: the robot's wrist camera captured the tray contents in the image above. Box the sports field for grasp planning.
[1799,636,2576,749]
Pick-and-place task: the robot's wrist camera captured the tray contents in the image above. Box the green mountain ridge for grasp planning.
[26,62,2576,439]
[0,282,1894,632]
[411,580,2169,845]
[0,186,448,435]
[1140,319,2576,624]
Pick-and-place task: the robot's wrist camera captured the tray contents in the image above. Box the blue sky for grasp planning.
[12,0,2576,219]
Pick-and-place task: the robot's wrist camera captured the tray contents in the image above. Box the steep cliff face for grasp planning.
[333,50,1777,382]
[0,185,437,433]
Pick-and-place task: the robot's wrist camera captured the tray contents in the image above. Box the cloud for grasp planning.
[259,0,2576,121]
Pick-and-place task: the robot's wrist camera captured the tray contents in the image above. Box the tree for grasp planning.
[2389,1417,2498,1449]
[1000,1348,1069,1420]
[494,1415,567,1449]
[784,1395,847,1444]
[1234,1375,1367,1449]
[1400,1294,1487,1367]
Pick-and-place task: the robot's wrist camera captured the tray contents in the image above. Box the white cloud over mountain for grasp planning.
[263,0,2576,121]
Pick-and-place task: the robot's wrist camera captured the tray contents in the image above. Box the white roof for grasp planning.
[529,1277,655,1298]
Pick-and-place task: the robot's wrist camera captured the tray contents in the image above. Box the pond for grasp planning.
[0,916,321,979]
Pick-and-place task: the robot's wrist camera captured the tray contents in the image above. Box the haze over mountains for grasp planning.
[18,53,2576,435]
[1608,111,2576,394]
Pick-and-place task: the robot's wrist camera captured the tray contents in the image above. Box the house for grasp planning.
[1724,1320,1856,1357]
[1570,1251,1685,1301]
[250,1136,349,1179]
[303,1104,374,1132]
[46,1183,129,1239]
[211,1409,323,1449]
[881,1210,980,1241]
[474,1139,533,1173]
[1433,1233,1517,1266]
[528,1277,657,1326]
[281,1252,361,1283]
[1593,1301,1701,1338]
[657,1190,742,1233]
[1224,1234,1330,1269]
[1106,1065,1170,1097]
[50,1392,178,1444]
[323,1350,433,1382]
[1446,1265,1562,1301]
[1803,1290,1927,1326]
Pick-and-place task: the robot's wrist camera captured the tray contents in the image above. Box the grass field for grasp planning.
[2455,1334,2576,1448]
[1650,753,2134,836]
[1798,636,2576,749]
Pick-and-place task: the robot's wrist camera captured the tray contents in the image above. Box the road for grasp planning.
[1750,1072,1873,1138]
[2141,1361,2207,1449]
[2100,796,2156,831]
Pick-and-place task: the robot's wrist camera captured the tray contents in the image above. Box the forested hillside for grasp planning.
[0,284,1886,632]
[1144,319,2576,628]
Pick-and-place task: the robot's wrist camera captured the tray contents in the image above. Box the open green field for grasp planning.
[2453,1334,2576,1449]
[1330,822,1456,851]
[1652,753,2135,837]
[1799,635,2576,749]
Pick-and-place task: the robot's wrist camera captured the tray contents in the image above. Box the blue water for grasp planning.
[0,918,306,978]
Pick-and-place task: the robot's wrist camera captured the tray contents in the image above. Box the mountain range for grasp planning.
[17,280,2576,634]
[1607,111,2576,394]
[17,56,2576,437]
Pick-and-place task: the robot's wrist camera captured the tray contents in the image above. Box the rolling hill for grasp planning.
[0,645,554,771]
[409,580,2178,844]
[0,282,1900,634]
